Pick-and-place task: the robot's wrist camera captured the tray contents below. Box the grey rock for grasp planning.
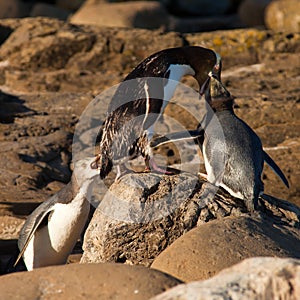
[81,172,300,267]
[265,0,300,32]
[151,257,300,300]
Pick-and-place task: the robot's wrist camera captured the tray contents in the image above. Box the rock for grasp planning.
[0,17,299,273]
[0,18,183,91]
[70,1,169,29]
[151,216,300,281]
[0,0,29,19]
[265,0,300,32]
[165,0,231,17]
[81,172,207,266]
[0,263,182,300]
[238,0,271,27]
[81,172,300,267]
[30,3,71,20]
[151,257,300,300]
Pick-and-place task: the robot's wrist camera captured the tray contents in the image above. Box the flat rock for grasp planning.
[70,1,169,29]
[151,257,300,300]
[265,0,300,32]
[151,216,300,281]
[0,262,182,300]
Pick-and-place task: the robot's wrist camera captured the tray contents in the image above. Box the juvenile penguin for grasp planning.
[14,157,99,271]
[91,46,221,180]
[152,74,289,211]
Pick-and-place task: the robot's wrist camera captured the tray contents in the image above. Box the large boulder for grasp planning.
[151,216,300,281]
[151,257,300,300]
[265,0,300,32]
[0,262,182,300]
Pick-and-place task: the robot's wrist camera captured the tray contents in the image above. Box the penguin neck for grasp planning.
[207,97,234,113]
[162,64,195,110]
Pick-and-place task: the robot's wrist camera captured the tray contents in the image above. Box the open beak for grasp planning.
[199,75,210,96]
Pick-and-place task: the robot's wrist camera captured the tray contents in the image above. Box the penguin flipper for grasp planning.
[14,206,54,268]
[263,150,289,188]
[150,130,203,148]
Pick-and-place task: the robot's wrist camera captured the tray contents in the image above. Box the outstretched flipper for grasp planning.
[150,129,203,148]
[14,201,54,267]
[263,150,289,188]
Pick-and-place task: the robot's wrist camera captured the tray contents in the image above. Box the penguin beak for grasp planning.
[199,62,221,96]
[199,76,210,96]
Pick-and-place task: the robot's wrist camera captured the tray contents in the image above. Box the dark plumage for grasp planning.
[91,46,221,180]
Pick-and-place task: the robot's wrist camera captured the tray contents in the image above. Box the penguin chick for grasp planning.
[14,157,99,271]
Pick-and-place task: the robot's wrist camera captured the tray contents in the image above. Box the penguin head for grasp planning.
[181,46,222,89]
[73,157,100,188]
[204,73,234,111]
[209,73,230,99]
[126,46,221,91]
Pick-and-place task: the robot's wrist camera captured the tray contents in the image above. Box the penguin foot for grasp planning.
[198,172,208,181]
[115,165,132,182]
[147,158,173,175]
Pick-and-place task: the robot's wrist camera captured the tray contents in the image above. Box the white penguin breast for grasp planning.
[24,193,90,270]
[163,64,195,111]
[47,194,90,252]
[202,139,244,200]
[202,142,216,184]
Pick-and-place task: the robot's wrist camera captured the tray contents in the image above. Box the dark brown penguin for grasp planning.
[91,46,221,180]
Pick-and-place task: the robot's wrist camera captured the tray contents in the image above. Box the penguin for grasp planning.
[151,73,289,212]
[91,46,221,180]
[14,157,99,271]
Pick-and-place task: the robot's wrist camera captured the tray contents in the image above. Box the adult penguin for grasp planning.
[91,46,221,180]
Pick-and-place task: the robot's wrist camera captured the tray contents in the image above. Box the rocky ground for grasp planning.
[0,13,299,300]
